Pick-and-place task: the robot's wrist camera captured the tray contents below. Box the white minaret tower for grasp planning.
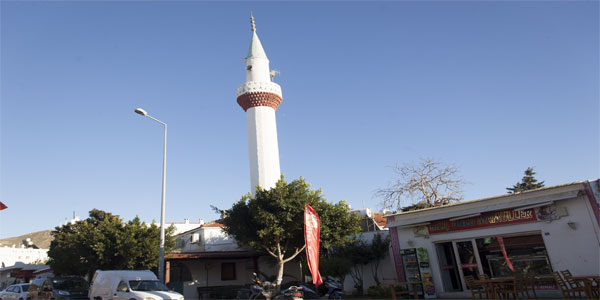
[237,15,283,196]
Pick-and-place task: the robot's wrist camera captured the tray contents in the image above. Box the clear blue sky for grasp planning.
[1,1,598,239]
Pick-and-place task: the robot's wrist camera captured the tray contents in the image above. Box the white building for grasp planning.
[158,218,204,235]
[385,180,600,299]
[0,246,48,268]
[165,221,301,300]
[236,15,283,196]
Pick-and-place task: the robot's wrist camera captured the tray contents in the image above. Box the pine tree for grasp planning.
[507,167,545,194]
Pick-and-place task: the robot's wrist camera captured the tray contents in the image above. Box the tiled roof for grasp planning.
[203,221,224,228]
[372,213,387,227]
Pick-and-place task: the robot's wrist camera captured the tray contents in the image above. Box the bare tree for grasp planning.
[377,158,465,211]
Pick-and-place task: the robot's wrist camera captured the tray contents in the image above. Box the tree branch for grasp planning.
[282,245,306,263]
[262,245,278,258]
[377,157,465,210]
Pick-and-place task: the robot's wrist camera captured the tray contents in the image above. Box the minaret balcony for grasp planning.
[236,81,282,98]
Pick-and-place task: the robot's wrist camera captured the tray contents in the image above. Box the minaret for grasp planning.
[237,15,283,196]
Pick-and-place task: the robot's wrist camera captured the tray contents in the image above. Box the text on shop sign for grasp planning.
[427,208,537,234]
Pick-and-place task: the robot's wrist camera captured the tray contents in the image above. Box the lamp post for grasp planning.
[134,108,167,283]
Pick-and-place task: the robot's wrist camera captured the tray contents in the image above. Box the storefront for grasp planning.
[386,180,600,297]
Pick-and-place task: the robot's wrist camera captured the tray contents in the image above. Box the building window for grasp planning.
[221,262,236,281]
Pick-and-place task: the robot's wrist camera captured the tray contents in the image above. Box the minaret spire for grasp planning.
[246,14,267,59]
[237,15,283,195]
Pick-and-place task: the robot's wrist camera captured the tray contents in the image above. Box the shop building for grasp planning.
[385,180,600,298]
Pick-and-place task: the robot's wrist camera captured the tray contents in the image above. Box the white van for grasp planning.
[88,270,184,300]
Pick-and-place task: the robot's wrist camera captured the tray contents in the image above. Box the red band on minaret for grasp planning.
[237,91,282,111]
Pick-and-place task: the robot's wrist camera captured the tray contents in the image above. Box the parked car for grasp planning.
[27,277,89,300]
[89,270,183,300]
[0,283,30,300]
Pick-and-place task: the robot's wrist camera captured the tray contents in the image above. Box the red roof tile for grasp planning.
[372,213,387,227]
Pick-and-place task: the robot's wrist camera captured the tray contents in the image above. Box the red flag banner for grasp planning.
[0,201,7,210]
[304,204,322,287]
[497,236,515,272]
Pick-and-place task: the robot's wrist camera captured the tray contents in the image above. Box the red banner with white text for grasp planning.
[304,204,323,287]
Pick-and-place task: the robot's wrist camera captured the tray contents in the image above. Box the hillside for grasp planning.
[0,230,53,249]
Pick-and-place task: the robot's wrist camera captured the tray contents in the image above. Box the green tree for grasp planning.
[507,167,545,194]
[217,176,361,291]
[319,256,352,290]
[367,233,390,286]
[328,233,390,295]
[331,238,371,295]
[48,209,176,279]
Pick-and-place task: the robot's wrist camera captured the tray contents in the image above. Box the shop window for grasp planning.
[476,234,552,278]
[221,262,236,281]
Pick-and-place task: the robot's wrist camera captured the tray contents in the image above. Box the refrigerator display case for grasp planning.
[400,248,437,298]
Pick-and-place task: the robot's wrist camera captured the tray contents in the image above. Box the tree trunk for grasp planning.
[371,261,381,286]
[276,260,285,293]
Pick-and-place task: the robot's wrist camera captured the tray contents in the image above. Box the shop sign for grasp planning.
[427,208,537,234]
[413,225,429,237]
[535,205,561,221]
[416,248,437,299]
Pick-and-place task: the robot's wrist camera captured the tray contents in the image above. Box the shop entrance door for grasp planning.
[435,242,462,292]
[452,239,484,291]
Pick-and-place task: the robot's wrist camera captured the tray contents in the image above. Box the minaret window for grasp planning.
[246,65,253,71]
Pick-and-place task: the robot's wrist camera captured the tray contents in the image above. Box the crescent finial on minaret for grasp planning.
[250,12,256,32]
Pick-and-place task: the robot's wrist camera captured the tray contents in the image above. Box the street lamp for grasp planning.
[134,107,167,283]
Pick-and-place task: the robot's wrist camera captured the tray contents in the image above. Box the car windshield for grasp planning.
[128,280,169,292]
[21,285,30,292]
[52,279,89,291]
